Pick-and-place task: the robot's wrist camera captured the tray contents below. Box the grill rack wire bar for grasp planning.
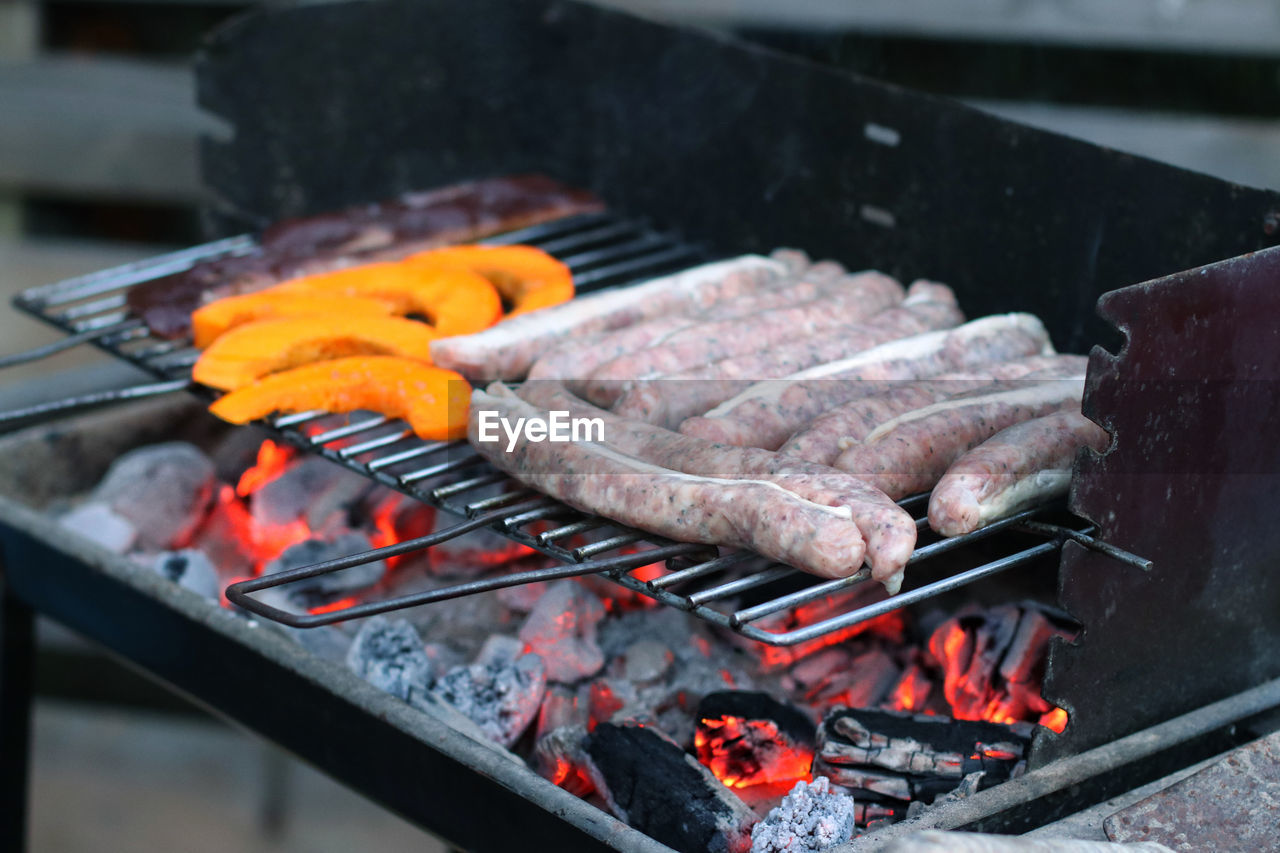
[11,210,1149,646]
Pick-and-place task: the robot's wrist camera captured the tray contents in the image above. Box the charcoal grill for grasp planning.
[4,0,1280,849]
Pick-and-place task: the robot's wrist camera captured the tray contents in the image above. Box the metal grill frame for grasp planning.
[11,212,1148,647]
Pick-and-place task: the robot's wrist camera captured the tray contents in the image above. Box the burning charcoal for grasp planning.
[346,616,435,704]
[812,708,1029,821]
[59,502,137,553]
[91,442,215,550]
[695,692,817,790]
[427,484,532,577]
[750,777,857,853]
[430,652,546,747]
[261,532,386,601]
[533,723,594,796]
[928,604,1075,725]
[584,722,757,853]
[621,639,674,685]
[250,456,369,533]
[519,581,605,683]
[150,549,221,600]
[807,649,901,711]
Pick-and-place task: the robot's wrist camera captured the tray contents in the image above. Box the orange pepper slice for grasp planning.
[191,292,397,348]
[208,356,470,441]
[192,315,438,391]
[406,244,574,316]
[277,262,503,337]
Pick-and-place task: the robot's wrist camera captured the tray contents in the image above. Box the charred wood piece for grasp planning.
[813,708,1029,815]
[585,722,756,853]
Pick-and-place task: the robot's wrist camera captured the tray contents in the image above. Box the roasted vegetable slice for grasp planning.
[192,315,439,391]
[191,292,397,348]
[407,245,574,316]
[208,356,470,440]
[278,262,503,336]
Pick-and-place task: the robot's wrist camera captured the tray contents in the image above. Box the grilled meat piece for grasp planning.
[128,175,602,339]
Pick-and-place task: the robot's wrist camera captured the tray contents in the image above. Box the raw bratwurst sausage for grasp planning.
[469,386,867,577]
[927,409,1109,536]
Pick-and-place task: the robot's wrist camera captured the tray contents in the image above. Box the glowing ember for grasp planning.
[1039,707,1069,733]
[235,439,295,497]
[694,715,813,789]
[309,596,359,616]
[887,664,933,713]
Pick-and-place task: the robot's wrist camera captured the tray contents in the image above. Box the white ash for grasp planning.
[59,502,137,554]
[431,652,547,747]
[519,581,605,683]
[91,442,215,550]
[475,634,525,667]
[496,579,551,614]
[346,616,436,704]
[149,549,221,600]
[261,532,386,599]
[751,777,857,853]
[621,639,674,684]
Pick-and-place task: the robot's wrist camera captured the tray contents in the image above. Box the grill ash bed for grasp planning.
[3,0,1280,850]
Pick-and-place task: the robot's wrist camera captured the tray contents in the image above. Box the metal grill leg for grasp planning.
[0,568,34,851]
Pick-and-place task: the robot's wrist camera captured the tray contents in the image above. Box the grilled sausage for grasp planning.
[431,255,786,381]
[516,381,917,592]
[469,386,866,577]
[681,314,1055,450]
[610,281,964,428]
[833,376,1087,499]
[581,270,905,406]
[526,268,863,381]
[927,409,1109,536]
[776,354,1085,466]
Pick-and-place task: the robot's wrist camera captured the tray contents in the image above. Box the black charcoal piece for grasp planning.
[585,722,756,853]
[751,777,857,853]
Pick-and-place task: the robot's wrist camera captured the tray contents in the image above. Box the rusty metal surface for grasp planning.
[1037,244,1280,766]
[1104,730,1280,851]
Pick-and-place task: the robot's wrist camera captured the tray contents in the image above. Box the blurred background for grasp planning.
[3,0,1279,849]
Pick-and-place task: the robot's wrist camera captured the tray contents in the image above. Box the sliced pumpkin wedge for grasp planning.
[208,356,470,440]
[277,262,503,337]
[192,315,439,391]
[406,244,574,316]
[191,292,397,348]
